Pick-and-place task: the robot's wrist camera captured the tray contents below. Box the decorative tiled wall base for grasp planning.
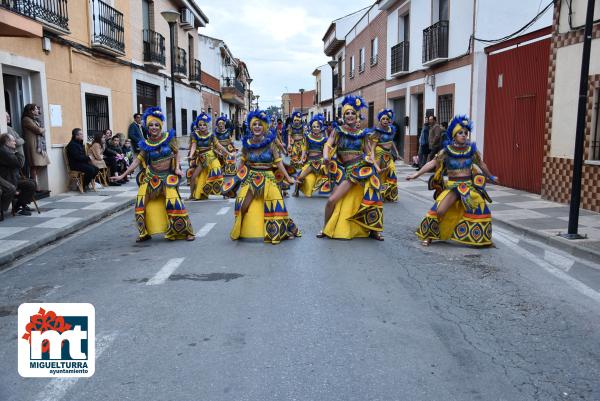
[541,156,600,212]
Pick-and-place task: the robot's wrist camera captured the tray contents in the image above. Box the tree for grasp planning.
[265,106,280,116]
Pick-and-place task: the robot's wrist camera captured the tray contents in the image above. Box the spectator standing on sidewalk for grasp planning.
[66,128,99,190]
[0,133,36,216]
[417,117,430,168]
[21,104,50,183]
[427,115,444,161]
[127,113,146,154]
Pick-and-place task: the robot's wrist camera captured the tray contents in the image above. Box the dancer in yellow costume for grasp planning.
[293,114,332,197]
[214,116,238,179]
[187,112,232,200]
[317,95,384,241]
[286,111,306,171]
[372,109,399,202]
[224,110,301,244]
[406,115,498,246]
[112,106,195,242]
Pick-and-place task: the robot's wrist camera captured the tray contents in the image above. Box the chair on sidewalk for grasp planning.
[62,146,95,193]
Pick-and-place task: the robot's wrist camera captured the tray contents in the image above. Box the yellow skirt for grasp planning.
[188,150,223,200]
[323,165,384,239]
[135,178,194,240]
[416,181,492,246]
[230,169,301,244]
[299,160,329,197]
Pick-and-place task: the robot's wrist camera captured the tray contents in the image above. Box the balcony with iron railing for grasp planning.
[221,77,245,105]
[391,41,409,75]
[422,20,449,66]
[190,59,201,85]
[349,69,355,79]
[173,47,187,79]
[0,0,69,34]
[142,29,165,68]
[91,0,125,56]
[359,62,365,73]
[370,54,379,66]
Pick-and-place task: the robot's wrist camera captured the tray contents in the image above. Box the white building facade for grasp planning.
[379,0,551,161]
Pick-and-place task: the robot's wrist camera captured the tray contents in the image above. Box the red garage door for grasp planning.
[483,29,550,194]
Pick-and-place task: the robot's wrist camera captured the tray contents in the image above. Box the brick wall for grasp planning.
[345,11,387,94]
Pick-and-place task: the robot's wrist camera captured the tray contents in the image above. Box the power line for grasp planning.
[332,4,371,22]
[473,0,553,43]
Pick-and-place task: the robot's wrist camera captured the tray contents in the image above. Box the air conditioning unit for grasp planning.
[180,8,194,29]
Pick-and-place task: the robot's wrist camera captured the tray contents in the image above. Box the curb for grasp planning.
[396,182,600,263]
[0,197,135,269]
[491,218,600,263]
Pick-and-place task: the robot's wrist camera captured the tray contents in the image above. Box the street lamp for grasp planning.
[299,88,305,121]
[246,78,253,115]
[161,10,180,133]
[255,95,260,110]
[327,60,337,123]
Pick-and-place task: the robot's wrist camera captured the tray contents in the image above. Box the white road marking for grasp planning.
[216,207,230,215]
[146,258,185,286]
[196,223,217,237]
[494,231,600,304]
[544,249,575,272]
[35,332,117,401]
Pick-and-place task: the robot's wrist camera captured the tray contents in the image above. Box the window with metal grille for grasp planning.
[437,94,453,126]
[181,108,188,136]
[85,94,109,141]
[136,80,158,113]
[591,89,600,161]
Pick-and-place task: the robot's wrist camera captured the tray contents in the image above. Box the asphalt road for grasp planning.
[1,190,600,401]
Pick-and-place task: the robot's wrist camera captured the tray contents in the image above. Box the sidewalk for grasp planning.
[396,161,600,261]
[0,180,196,267]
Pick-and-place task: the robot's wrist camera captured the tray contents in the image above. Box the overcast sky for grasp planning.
[199,0,373,108]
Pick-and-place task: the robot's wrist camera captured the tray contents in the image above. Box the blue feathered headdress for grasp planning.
[142,106,165,128]
[446,115,473,142]
[341,95,367,113]
[215,115,228,125]
[291,111,301,120]
[309,114,325,129]
[246,109,270,127]
[377,109,394,121]
[191,112,211,131]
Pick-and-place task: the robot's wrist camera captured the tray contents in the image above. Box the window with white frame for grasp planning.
[398,13,410,43]
[359,48,365,72]
[370,37,378,66]
[350,55,355,78]
[433,0,449,22]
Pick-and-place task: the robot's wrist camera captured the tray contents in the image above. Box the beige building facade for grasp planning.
[0,0,210,195]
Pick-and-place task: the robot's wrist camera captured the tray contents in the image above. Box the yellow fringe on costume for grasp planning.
[188,150,223,200]
[230,169,301,244]
[416,179,492,246]
[375,147,398,202]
